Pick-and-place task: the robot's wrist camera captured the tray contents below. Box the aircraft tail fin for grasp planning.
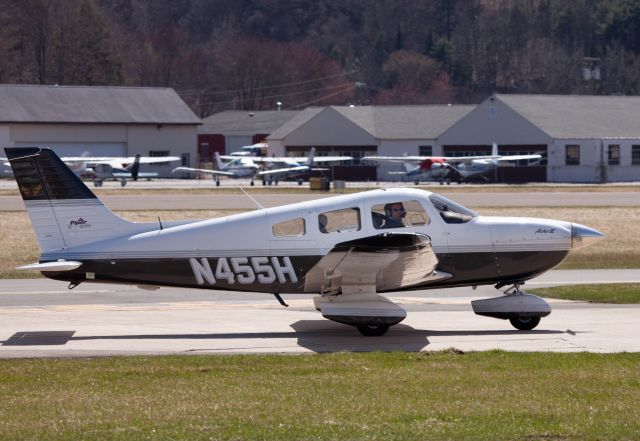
[306,147,316,168]
[214,151,225,171]
[129,154,141,181]
[491,142,499,165]
[5,147,138,253]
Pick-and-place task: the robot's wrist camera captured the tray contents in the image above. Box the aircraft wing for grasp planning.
[312,156,352,163]
[62,156,181,166]
[363,156,427,163]
[248,156,351,164]
[172,167,234,177]
[494,154,542,162]
[257,166,309,176]
[304,233,451,294]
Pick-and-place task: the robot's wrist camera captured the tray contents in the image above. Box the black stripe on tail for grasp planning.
[4,147,96,201]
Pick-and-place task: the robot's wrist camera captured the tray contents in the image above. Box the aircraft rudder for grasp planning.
[4,147,135,253]
[5,147,97,201]
[214,151,225,170]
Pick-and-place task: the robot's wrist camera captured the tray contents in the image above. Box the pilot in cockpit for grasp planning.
[382,202,406,228]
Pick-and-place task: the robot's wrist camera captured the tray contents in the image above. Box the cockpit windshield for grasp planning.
[428,194,478,224]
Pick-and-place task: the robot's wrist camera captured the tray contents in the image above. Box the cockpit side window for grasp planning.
[371,200,430,229]
[428,194,478,224]
[272,217,306,237]
[318,208,361,233]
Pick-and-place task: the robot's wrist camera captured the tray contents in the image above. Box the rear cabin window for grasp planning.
[371,200,430,229]
[318,208,361,233]
[272,218,305,237]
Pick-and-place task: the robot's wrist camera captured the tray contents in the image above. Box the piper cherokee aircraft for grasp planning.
[5,147,604,336]
[173,147,351,186]
[63,153,181,187]
[364,143,542,185]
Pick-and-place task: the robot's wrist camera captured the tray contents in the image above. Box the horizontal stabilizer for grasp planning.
[17,260,83,272]
[172,167,234,176]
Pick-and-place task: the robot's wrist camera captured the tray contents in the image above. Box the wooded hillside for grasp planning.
[2,0,639,116]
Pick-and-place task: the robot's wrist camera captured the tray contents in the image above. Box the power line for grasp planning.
[188,82,357,109]
[288,84,355,109]
[178,70,356,96]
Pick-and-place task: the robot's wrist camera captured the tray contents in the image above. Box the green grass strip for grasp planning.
[1,352,639,440]
[531,283,640,303]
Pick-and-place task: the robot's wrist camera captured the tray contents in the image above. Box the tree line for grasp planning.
[1,0,639,116]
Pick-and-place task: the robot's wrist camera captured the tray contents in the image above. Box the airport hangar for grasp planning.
[0,84,201,177]
[202,94,640,183]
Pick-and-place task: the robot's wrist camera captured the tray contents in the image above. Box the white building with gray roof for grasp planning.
[268,105,475,180]
[0,84,200,176]
[440,94,640,182]
[198,110,298,157]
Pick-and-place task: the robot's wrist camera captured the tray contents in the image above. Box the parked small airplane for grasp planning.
[63,154,181,187]
[6,147,604,336]
[364,144,542,184]
[173,147,351,186]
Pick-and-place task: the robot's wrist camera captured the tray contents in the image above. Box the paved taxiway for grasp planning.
[2,178,640,210]
[1,270,639,357]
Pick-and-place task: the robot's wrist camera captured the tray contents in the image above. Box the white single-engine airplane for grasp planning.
[6,147,604,336]
[63,154,181,187]
[364,144,542,185]
[174,147,351,186]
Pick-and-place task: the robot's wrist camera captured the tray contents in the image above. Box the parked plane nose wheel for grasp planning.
[509,316,541,331]
[357,324,390,336]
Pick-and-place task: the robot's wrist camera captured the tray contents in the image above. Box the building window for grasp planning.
[608,145,620,165]
[632,145,640,165]
[565,145,580,166]
[419,146,432,156]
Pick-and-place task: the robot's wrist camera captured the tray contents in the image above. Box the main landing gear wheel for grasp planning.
[357,324,390,336]
[509,316,541,331]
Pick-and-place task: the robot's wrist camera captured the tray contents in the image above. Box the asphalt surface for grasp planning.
[1,270,639,357]
[1,179,638,356]
[2,178,639,210]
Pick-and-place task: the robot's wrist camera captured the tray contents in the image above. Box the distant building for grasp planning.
[441,94,640,182]
[200,95,640,183]
[198,110,298,161]
[268,105,474,181]
[0,84,200,176]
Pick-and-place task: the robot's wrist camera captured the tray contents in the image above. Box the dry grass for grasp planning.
[478,206,638,268]
[0,206,636,279]
[0,210,240,279]
[1,183,640,197]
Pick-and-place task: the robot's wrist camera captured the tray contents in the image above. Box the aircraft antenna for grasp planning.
[238,187,264,210]
[158,216,164,230]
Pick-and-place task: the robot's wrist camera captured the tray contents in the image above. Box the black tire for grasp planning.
[357,325,389,336]
[297,179,303,185]
[509,316,541,331]
[215,180,220,187]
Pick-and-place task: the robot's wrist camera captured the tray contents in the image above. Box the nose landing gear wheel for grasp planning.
[357,324,390,336]
[509,316,541,331]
